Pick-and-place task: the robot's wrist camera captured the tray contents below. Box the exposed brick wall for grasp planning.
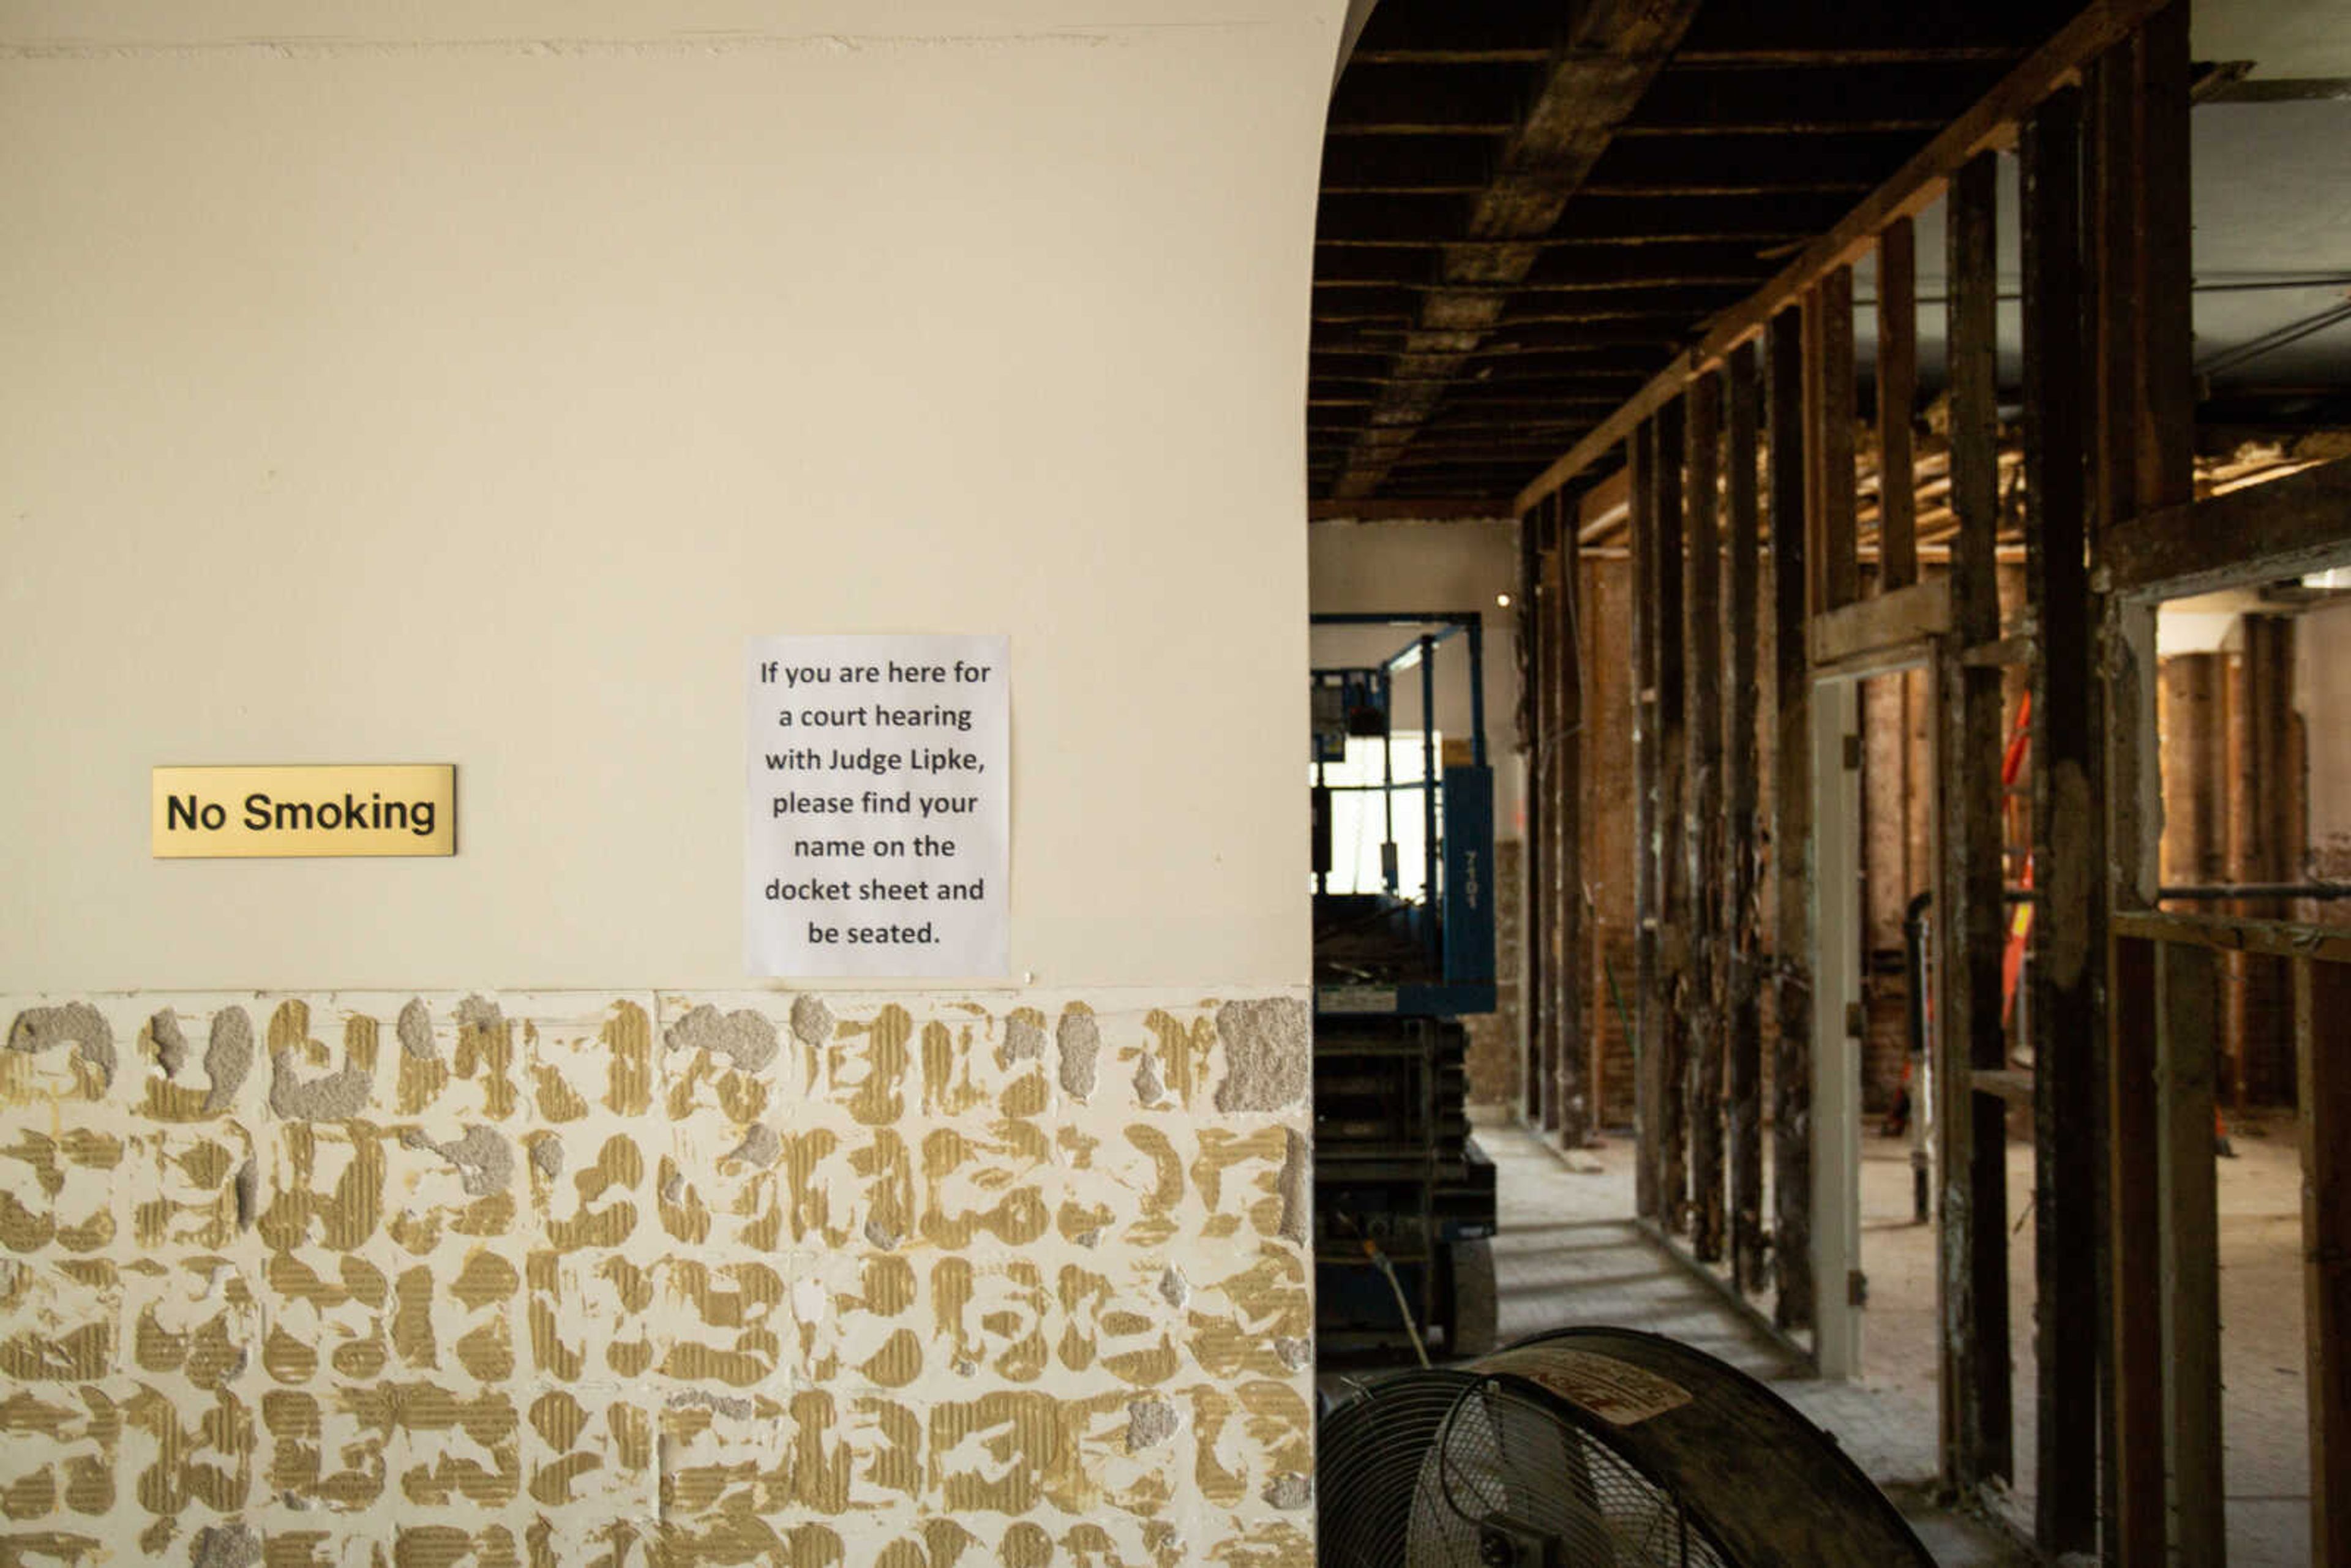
[1464,838,1523,1106]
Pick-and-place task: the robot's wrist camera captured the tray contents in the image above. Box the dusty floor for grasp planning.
[1444,1107,2312,1567]
[1461,1114,2029,1568]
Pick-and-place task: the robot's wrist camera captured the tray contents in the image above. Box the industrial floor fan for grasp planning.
[1318,1326,1935,1567]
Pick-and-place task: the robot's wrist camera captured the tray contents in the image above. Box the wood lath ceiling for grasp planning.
[1308,0,2071,513]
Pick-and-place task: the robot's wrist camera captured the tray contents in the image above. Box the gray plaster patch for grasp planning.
[1157,1267,1189,1311]
[6,1002,116,1088]
[953,1356,979,1378]
[1002,1011,1045,1062]
[530,1137,564,1181]
[190,1523,263,1568]
[396,998,438,1060]
[268,1044,372,1122]
[1275,1337,1311,1372]
[1056,1008,1100,1101]
[1125,1397,1177,1453]
[661,1169,685,1205]
[233,1159,258,1232]
[421,1126,514,1198]
[203,1008,253,1114]
[277,1491,312,1512]
[1212,998,1311,1112]
[1276,1127,1310,1246]
[1074,1227,1103,1250]
[1263,1472,1312,1510]
[789,994,835,1049]
[667,1388,756,1420]
[665,1004,779,1073]
[863,1218,901,1251]
[452,994,504,1035]
[725,1123,781,1168]
[1132,1051,1166,1106]
[151,1010,190,1078]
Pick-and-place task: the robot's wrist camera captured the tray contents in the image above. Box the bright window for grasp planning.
[1314,730,1440,901]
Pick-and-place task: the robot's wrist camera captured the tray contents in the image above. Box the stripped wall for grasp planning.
[1,989,1313,1563]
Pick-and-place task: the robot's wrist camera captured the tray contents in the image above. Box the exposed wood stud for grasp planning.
[1938,149,2011,1490]
[1521,496,1550,1130]
[1685,369,1727,1262]
[1876,217,1920,590]
[1725,339,1766,1296]
[2020,84,2098,1558]
[2109,933,2166,1558]
[1632,419,1662,1223]
[1768,305,1815,1334]
[2157,939,2225,1566]
[1553,489,1590,1148]
[2301,956,2351,1568]
[2094,11,2200,1553]
[1655,396,1690,1236]
[1802,280,1828,616]
[2137,2,2196,517]
[1539,505,1565,1134]
[1818,264,1861,609]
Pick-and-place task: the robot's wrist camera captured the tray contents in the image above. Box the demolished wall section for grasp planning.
[0,988,1315,1563]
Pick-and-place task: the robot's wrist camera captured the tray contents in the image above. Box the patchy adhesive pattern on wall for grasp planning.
[0,989,1313,1566]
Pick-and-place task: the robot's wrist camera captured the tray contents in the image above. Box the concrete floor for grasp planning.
[1847,1107,2311,1567]
[1451,1106,2312,1567]
[1461,1114,2030,1567]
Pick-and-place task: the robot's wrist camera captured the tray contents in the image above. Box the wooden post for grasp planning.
[1631,422,1661,1223]
[1521,497,1548,1127]
[1532,504,1558,1131]
[2094,8,2197,1551]
[2156,939,2224,1566]
[1655,396,1690,1234]
[2110,931,2165,1558]
[1818,264,1860,610]
[2230,615,2299,1101]
[1555,494,1589,1148]
[1687,369,1727,1262]
[1938,149,2011,1490]
[2301,956,2351,1568]
[2020,85,2099,1558]
[1768,305,1815,1333]
[1726,340,1767,1295]
[1540,498,1567,1135]
[1876,219,1919,591]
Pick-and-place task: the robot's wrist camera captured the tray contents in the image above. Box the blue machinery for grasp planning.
[1310,612,1499,1357]
[1310,612,1497,1017]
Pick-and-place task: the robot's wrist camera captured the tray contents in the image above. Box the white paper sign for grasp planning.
[745,634,1008,977]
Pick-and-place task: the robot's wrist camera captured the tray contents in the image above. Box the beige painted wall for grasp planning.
[1,1,1337,991]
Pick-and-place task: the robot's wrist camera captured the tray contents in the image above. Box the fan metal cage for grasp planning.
[1318,1329,1936,1568]
[1321,1371,1727,1568]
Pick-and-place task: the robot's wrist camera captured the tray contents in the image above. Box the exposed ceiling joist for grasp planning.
[1323,0,1704,503]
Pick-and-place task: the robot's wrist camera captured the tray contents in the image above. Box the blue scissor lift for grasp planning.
[1311,612,1499,1359]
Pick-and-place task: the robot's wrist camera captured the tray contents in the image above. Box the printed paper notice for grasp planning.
[746,634,1008,977]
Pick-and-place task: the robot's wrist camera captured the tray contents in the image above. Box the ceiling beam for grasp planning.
[1324,0,1703,503]
[1513,0,2179,516]
[1307,499,1517,521]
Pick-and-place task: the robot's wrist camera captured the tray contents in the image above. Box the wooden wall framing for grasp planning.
[1507,3,2351,1562]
